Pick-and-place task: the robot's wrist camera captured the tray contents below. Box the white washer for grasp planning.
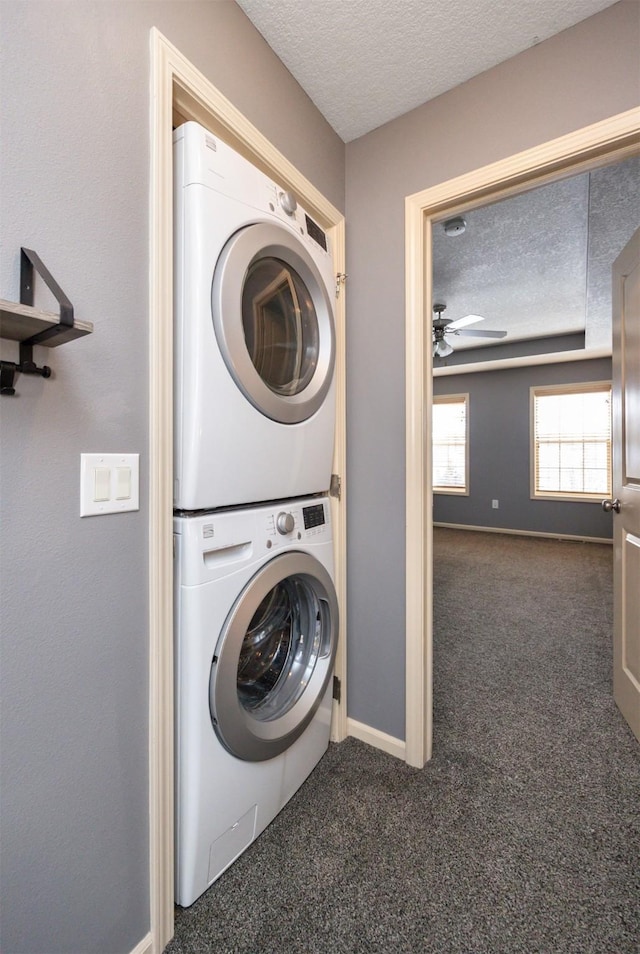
[174,496,338,908]
[173,121,337,511]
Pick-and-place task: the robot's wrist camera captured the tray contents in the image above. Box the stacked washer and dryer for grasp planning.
[173,122,339,908]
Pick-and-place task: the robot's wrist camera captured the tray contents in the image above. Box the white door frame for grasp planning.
[404,107,640,769]
[149,29,348,952]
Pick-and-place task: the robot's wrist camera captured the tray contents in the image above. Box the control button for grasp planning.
[279,191,297,216]
[115,466,131,500]
[94,467,110,502]
[276,512,295,535]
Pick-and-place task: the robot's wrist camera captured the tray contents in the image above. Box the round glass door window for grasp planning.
[210,552,338,761]
[241,258,319,398]
[212,223,335,424]
[238,574,327,719]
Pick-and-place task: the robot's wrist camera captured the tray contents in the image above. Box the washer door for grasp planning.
[212,223,335,424]
[210,552,338,762]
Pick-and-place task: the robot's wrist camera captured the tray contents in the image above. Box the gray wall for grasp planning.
[440,333,586,366]
[344,1,639,741]
[0,3,343,952]
[433,359,614,538]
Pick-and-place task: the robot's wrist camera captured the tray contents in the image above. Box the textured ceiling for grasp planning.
[236,0,619,142]
[235,0,637,358]
[431,154,640,357]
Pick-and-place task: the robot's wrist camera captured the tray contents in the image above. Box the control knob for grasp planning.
[279,191,297,216]
[276,511,295,535]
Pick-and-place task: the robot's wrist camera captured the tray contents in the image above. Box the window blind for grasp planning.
[533,385,612,497]
[433,396,468,492]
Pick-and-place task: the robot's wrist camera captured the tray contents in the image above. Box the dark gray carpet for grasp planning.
[165,529,639,953]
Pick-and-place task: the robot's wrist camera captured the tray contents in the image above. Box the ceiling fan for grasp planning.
[432,302,507,357]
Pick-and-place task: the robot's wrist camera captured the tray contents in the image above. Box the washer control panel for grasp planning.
[175,497,332,582]
[302,503,326,530]
[264,500,328,543]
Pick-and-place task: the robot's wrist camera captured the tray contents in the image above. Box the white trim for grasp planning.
[433,346,611,377]
[347,718,406,760]
[433,522,612,545]
[407,109,640,212]
[330,220,348,744]
[149,30,174,954]
[405,193,432,768]
[405,108,640,772]
[129,934,153,954]
[149,28,347,952]
[530,493,612,503]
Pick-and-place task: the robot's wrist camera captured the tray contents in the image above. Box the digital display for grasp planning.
[305,214,327,251]
[302,503,325,529]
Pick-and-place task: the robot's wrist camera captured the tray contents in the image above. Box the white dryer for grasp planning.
[174,496,338,908]
[173,121,337,511]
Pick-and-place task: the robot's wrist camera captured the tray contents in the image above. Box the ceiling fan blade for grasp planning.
[447,314,485,330]
[454,328,507,338]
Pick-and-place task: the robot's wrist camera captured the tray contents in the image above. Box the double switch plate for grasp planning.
[80,453,139,517]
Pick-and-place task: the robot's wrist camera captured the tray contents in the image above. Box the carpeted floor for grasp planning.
[165,529,639,953]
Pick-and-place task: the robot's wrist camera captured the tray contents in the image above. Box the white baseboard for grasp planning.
[129,932,153,954]
[433,522,613,545]
[346,718,406,760]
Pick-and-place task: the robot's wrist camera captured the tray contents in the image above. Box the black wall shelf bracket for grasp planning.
[0,354,51,396]
[0,248,92,396]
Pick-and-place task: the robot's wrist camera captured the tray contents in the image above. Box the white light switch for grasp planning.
[81,454,139,517]
[94,467,111,501]
[115,467,131,500]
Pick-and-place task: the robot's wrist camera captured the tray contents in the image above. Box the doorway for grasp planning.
[404,107,640,770]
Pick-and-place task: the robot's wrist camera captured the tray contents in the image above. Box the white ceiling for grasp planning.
[236,0,619,142]
[431,155,640,358]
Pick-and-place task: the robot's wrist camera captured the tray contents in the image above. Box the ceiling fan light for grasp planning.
[436,339,454,357]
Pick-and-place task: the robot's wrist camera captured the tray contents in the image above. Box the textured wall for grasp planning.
[433,358,614,538]
[0,3,343,952]
[344,1,639,741]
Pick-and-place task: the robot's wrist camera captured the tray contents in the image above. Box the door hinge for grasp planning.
[335,272,347,298]
[333,675,341,703]
[329,473,341,499]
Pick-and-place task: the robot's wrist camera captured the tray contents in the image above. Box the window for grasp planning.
[531,382,612,501]
[433,394,469,494]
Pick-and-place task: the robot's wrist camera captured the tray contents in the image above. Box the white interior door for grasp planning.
[609,226,640,743]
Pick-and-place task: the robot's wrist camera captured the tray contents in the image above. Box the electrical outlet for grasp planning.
[492,499,499,509]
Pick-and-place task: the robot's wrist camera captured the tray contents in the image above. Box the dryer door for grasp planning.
[210,551,338,761]
[212,223,335,424]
